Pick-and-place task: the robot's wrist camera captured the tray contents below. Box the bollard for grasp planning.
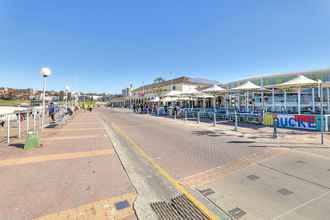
[7,116,10,144]
[157,109,160,117]
[273,118,278,139]
[24,131,40,150]
[234,110,238,131]
[184,111,187,122]
[320,116,324,145]
[213,112,216,127]
[174,111,177,120]
[197,112,200,124]
[33,112,36,132]
[18,113,21,139]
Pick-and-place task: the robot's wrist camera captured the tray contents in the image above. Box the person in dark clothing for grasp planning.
[48,102,56,122]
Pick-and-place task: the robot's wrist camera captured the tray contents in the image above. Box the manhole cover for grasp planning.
[115,200,130,210]
[199,188,215,196]
[246,175,260,181]
[277,188,293,196]
[150,194,208,219]
[228,207,246,219]
[296,160,307,164]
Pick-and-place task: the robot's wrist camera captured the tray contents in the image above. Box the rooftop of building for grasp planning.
[132,76,219,92]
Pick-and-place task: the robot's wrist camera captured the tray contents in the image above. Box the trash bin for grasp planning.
[24,131,40,150]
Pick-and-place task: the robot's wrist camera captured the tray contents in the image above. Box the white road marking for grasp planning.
[272,190,330,220]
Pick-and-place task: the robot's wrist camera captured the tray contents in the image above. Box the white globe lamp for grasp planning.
[40,67,52,77]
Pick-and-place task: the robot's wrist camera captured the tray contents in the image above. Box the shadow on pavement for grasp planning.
[248,145,330,149]
[227,140,255,144]
[8,143,24,149]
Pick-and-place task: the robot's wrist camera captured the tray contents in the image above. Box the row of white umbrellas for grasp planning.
[148,75,321,102]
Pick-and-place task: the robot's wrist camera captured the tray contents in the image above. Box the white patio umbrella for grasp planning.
[274,75,318,114]
[202,84,226,93]
[202,84,226,110]
[276,75,318,88]
[231,81,261,112]
[162,90,183,97]
[162,97,178,102]
[149,97,160,102]
[181,87,213,109]
[231,81,261,91]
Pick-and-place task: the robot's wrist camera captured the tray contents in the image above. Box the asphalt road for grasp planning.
[101,108,330,220]
[99,108,271,180]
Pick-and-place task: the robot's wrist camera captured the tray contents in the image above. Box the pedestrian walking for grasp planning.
[48,102,56,122]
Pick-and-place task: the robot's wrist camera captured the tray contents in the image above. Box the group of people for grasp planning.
[132,103,157,114]
[132,103,183,117]
[48,102,80,123]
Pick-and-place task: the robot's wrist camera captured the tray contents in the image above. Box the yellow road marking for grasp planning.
[43,128,104,132]
[34,191,137,220]
[111,122,220,220]
[0,149,114,167]
[42,135,101,141]
[66,121,99,124]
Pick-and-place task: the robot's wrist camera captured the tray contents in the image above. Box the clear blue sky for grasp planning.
[1,0,330,93]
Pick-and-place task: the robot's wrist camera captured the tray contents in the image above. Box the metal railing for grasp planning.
[0,105,69,145]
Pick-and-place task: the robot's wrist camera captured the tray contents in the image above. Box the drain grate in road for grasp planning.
[150,194,209,220]
[246,174,260,181]
[277,188,293,196]
[296,160,307,164]
[228,207,246,219]
[199,188,215,197]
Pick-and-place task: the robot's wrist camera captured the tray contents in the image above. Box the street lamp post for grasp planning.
[40,67,52,128]
[65,85,70,112]
[318,80,324,144]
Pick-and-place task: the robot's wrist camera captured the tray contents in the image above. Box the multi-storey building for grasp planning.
[111,76,218,107]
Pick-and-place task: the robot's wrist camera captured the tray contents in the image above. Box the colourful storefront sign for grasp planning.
[263,113,321,131]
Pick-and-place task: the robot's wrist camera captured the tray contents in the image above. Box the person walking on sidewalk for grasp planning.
[48,102,56,123]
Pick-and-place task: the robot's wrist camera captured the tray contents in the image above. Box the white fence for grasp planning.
[0,105,68,144]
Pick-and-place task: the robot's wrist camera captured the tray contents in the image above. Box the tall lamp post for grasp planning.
[65,85,70,112]
[40,67,52,128]
[318,80,324,144]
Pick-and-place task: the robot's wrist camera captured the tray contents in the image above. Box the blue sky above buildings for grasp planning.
[1,0,330,93]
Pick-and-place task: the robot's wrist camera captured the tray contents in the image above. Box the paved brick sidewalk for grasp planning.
[0,110,137,220]
[153,114,330,146]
